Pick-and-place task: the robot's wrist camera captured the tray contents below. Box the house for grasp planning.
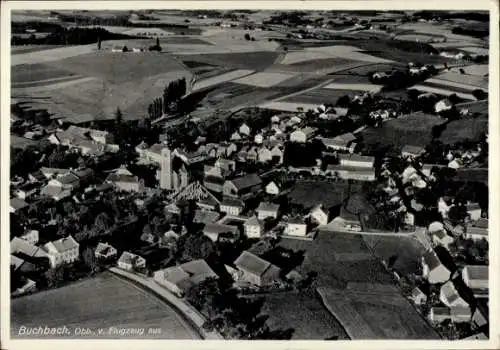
[429,306,472,323]
[40,184,72,201]
[154,259,218,297]
[94,242,118,260]
[48,173,80,190]
[239,123,251,136]
[254,133,264,144]
[203,223,238,242]
[284,217,308,237]
[448,158,463,169]
[220,197,244,216]
[244,216,264,238]
[257,147,273,163]
[435,99,453,113]
[28,170,46,183]
[223,173,262,199]
[290,127,317,143]
[318,133,357,153]
[193,209,220,224]
[338,153,374,168]
[106,168,144,193]
[466,203,482,221]
[410,287,428,305]
[431,229,454,249]
[11,237,50,271]
[14,182,39,200]
[440,280,470,308]
[309,204,329,226]
[117,251,146,271]
[421,250,451,284]
[43,236,80,268]
[265,180,282,195]
[270,145,284,164]
[10,198,28,214]
[462,265,488,291]
[465,220,488,242]
[401,145,426,159]
[230,131,242,141]
[233,250,281,286]
[40,167,70,179]
[326,165,376,181]
[19,229,39,245]
[256,202,280,220]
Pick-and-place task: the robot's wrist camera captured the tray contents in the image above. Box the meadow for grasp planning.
[11,272,200,339]
[438,118,488,145]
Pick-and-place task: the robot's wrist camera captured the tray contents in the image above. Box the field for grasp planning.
[362,235,428,276]
[232,72,295,88]
[281,45,394,65]
[438,118,488,144]
[317,285,439,339]
[361,113,447,149]
[258,291,349,340]
[192,69,254,91]
[411,85,476,100]
[394,34,446,43]
[11,45,65,54]
[180,51,279,71]
[280,88,362,106]
[11,272,200,339]
[11,63,78,85]
[287,180,360,211]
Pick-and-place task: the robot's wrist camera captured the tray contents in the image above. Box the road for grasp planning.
[109,267,223,340]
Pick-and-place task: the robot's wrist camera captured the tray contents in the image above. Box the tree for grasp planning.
[336,95,351,107]
[97,36,101,50]
[115,107,123,125]
[93,212,113,234]
[179,232,215,262]
[472,89,487,100]
[82,247,98,273]
[244,33,251,40]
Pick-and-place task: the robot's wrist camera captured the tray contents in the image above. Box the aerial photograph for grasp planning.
[9,9,489,341]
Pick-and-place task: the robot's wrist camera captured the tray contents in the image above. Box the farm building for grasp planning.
[233,250,281,287]
[265,180,282,195]
[439,280,470,308]
[154,259,218,297]
[202,223,238,242]
[106,168,145,193]
[309,204,329,226]
[338,154,374,168]
[326,165,376,182]
[284,217,308,237]
[410,287,428,306]
[318,133,357,153]
[95,242,118,260]
[421,250,451,284]
[223,173,262,199]
[465,220,488,242]
[401,145,426,159]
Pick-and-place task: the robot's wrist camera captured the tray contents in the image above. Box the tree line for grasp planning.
[147,78,187,119]
[11,26,141,46]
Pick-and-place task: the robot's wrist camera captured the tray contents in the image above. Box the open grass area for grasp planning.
[11,272,199,339]
[360,113,446,149]
[258,291,349,340]
[362,235,428,276]
[439,118,488,145]
[281,88,362,106]
[44,51,188,84]
[180,51,279,71]
[287,181,355,211]
[11,63,76,84]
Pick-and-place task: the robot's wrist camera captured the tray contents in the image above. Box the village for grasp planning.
[9,9,489,341]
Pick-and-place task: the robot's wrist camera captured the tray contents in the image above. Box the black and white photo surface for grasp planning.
[3,3,496,346]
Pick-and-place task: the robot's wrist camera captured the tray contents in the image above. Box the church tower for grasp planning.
[160,147,172,190]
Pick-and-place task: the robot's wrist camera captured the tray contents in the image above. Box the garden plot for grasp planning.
[232,72,295,88]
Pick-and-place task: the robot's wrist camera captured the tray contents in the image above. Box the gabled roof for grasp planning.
[257,202,280,213]
[173,181,220,207]
[402,145,425,155]
[338,153,375,164]
[118,251,145,265]
[40,185,72,199]
[245,215,262,227]
[55,173,80,185]
[227,173,262,191]
[106,173,140,184]
[45,236,79,253]
[441,280,462,305]
[71,168,94,179]
[221,197,244,208]
[319,133,356,148]
[471,218,488,229]
[10,198,28,210]
[11,237,48,258]
[203,223,238,235]
[422,250,442,271]
[95,242,116,255]
[463,265,488,282]
[193,210,220,224]
[234,250,278,277]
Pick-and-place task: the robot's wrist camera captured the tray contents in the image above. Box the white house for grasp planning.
[95,242,117,260]
[466,203,482,221]
[265,180,281,195]
[462,265,488,291]
[43,236,80,268]
[338,154,374,168]
[257,147,273,163]
[19,229,39,245]
[435,99,453,113]
[439,280,470,308]
[256,202,280,220]
[117,251,146,271]
[448,158,463,169]
[239,123,251,136]
[290,127,317,143]
[410,287,428,305]
[254,133,264,144]
[309,205,329,226]
[421,251,451,284]
[220,197,244,216]
[233,251,281,287]
[244,216,264,238]
[432,229,454,249]
[284,218,308,237]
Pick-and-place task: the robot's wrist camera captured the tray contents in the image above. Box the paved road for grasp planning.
[109,267,223,340]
